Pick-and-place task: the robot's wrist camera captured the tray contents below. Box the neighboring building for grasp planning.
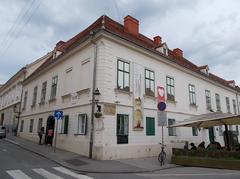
[17,15,240,160]
[0,52,52,134]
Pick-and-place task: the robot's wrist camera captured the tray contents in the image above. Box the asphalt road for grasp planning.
[1,138,240,179]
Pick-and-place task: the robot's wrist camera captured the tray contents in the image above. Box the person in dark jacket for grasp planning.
[198,141,205,149]
[190,142,197,150]
[38,127,44,145]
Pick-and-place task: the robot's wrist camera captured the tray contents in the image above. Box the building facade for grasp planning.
[0,53,52,135]
[16,15,240,160]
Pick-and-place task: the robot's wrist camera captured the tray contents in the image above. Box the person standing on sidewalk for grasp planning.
[38,127,44,145]
[47,128,53,146]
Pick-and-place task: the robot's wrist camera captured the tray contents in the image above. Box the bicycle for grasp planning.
[158,143,166,166]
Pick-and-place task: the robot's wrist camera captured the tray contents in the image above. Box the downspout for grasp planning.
[15,69,26,136]
[89,31,98,159]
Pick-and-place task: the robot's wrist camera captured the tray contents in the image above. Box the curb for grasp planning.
[5,138,179,174]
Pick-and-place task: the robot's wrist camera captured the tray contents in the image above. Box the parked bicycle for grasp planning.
[158,142,166,166]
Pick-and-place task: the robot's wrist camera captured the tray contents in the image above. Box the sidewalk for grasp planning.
[5,136,177,174]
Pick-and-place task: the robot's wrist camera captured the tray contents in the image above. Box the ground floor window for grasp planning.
[117,114,129,144]
[20,120,24,132]
[146,117,155,136]
[77,114,87,135]
[236,125,239,136]
[29,119,34,133]
[37,118,43,132]
[168,119,176,136]
[192,127,198,136]
[61,115,69,134]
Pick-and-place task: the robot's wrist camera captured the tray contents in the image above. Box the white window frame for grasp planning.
[76,114,87,135]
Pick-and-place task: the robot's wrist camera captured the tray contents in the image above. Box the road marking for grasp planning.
[53,167,93,179]
[6,170,31,179]
[138,172,240,177]
[32,168,63,179]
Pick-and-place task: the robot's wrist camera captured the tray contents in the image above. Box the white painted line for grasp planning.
[138,172,240,177]
[53,167,93,179]
[6,169,31,179]
[32,168,63,179]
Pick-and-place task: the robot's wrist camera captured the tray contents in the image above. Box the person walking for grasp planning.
[38,127,44,145]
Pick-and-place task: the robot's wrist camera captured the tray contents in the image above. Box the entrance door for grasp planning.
[45,116,55,145]
[208,127,215,142]
[0,113,4,125]
[117,114,129,144]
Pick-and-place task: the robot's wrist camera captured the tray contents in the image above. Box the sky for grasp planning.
[0,0,240,85]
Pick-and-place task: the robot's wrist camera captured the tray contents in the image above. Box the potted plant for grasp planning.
[94,112,102,118]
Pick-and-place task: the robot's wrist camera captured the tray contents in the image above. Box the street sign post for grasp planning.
[53,110,63,153]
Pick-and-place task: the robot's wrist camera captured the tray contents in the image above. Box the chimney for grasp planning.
[173,48,183,58]
[153,36,162,46]
[124,15,139,36]
[55,40,65,52]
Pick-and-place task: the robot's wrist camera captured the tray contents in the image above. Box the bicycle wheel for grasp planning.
[158,151,166,166]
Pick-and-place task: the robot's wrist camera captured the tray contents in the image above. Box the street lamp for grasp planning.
[89,88,101,158]
[13,105,21,136]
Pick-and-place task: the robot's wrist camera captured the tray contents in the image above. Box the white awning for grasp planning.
[169,112,240,128]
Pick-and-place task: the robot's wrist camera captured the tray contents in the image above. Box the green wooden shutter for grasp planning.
[146,117,155,136]
[64,115,69,134]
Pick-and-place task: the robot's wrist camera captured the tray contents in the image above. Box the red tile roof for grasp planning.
[26,15,239,92]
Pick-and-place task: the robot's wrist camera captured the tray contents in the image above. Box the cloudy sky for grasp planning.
[0,0,240,85]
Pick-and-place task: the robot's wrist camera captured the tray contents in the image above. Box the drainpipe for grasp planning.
[89,31,98,159]
[15,69,26,136]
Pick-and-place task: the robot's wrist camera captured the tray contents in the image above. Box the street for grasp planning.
[1,139,240,179]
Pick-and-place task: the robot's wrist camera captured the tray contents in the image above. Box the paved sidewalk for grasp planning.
[5,136,177,174]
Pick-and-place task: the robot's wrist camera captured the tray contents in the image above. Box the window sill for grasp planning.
[49,98,56,103]
[61,93,71,99]
[144,94,156,100]
[114,88,132,95]
[189,104,198,108]
[167,99,177,104]
[74,133,86,136]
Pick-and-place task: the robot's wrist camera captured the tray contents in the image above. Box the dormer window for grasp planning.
[156,42,168,56]
[199,65,209,76]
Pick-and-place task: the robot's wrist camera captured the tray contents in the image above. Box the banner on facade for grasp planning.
[133,63,144,130]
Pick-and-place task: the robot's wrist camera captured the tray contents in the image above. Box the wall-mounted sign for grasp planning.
[103,103,116,115]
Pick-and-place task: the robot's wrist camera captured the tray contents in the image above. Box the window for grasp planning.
[77,114,87,135]
[117,60,130,91]
[40,81,47,103]
[37,118,43,132]
[226,97,231,113]
[215,93,221,111]
[61,115,69,134]
[146,117,155,136]
[166,76,175,101]
[50,76,58,99]
[117,114,129,144]
[20,120,24,132]
[145,69,155,96]
[219,125,223,136]
[192,127,198,136]
[168,119,176,136]
[29,119,34,133]
[32,86,38,107]
[233,99,237,114]
[205,90,211,110]
[23,91,28,109]
[236,125,239,136]
[189,84,196,105]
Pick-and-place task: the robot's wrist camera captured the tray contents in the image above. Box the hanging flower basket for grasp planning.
[94,112,103,118]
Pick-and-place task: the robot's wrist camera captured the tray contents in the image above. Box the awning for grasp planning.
[169,112,240,128]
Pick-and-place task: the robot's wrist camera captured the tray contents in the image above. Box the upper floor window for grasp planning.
[50,76,58,99]
[233,99,237,114]
[192,127,198,136]
[29,119,34,133]
[166,76,175,101]
[188,84,196,105]
[32,86,38,107]
[117,60,130,91]
[215,93,221,111]
[40,81,47,103]
[145,69,155,96]
[226,97,231,113]
[205,90,211,110]
[23,91,28,110]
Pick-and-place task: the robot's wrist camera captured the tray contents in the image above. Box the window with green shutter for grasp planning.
[61,115,69,134]
[146,117,155,136]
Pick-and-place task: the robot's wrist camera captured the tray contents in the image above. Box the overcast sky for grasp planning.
[0,0,239,85]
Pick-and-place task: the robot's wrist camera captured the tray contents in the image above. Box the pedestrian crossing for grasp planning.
[5,166,93,179]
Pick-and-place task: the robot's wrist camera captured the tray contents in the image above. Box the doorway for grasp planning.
[208,127,215,142]
[45,115,55,145]
[117,114,129,144]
